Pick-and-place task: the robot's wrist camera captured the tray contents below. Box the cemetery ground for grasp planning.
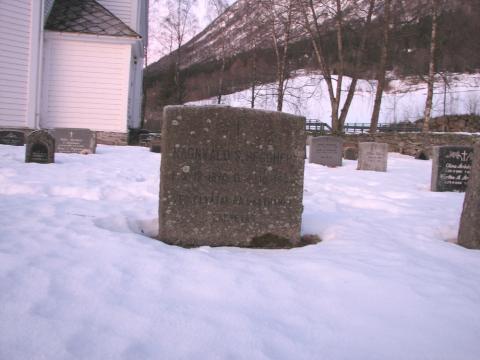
[1,144,480,360]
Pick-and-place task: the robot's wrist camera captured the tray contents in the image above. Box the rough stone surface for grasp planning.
[25,130,55,164]
[341,133,480,158]
[357,142,388,172]
[458,142,480,249]
[417,115,480,133]
[0,130,25,146]
[344,147,358,160]
[159,105,306,247]
[96,131,128,145]
[309,136,343,167]
[431,146,473,192]
[51,128,96,154]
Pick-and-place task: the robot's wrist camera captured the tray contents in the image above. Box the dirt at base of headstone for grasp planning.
[154,233,321,249]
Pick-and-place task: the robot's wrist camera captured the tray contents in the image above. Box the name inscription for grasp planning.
[173,146,294,165]
[167,145,298,223]
[439,150,472,187]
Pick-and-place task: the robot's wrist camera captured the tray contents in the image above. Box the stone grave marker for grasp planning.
[431,145,473,192]
[344,147,358,160]
[139,132,161,147]
[457,142,480,249]
[357,142,388,172]
[309,136,343,167]
[25,130,55,164]
[150,138,162,153]
[159,106,306,248]
[51,128,96,154]
[0,130,25,146]
[415,150,429,160]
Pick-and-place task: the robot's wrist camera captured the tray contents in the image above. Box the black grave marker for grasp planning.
[25,130,55,164]
[431,146,473,192]
[0,131,25,146]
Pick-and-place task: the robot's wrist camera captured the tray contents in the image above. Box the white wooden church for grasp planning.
[0,0,148,144]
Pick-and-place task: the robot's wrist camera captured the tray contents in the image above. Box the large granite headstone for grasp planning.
[357,142,388,172]
[457,142,480,249]
[52,128,96,154]
[309,136,343,167]
[0,131,25,146]
[159,106,306,248]
[431,146,473,192]
[25,130,55,164]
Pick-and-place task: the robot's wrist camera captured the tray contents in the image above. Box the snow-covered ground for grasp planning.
[1,144,480,359]
[191,72,480,125]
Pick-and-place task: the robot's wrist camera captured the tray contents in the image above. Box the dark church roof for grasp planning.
[45,0,140,38]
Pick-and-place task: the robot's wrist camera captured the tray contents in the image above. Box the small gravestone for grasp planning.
[309,136,343,167]
[25,130,55,164]
[0,130,25,146]
[150,139,161,153]
[457,142,480,249]
[431,146,473,192]
[415,150,429,160]
[344,147,358,160]
[357,142,388,172]
[52,128,96,154]
[159,106,306,248]
[139,132,161,147]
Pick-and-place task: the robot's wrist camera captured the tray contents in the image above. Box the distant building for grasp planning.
[0,0,148,144]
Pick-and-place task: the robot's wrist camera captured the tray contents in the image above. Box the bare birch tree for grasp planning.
[208,0,230,104]
[259,0,298,112]
[370,0,391,132]
[162,0,198,104]
[300,0,375,134]
[423,0,439,132]
[243,0,265,108]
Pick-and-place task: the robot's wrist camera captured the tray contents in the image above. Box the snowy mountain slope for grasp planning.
[148,0,236,64]
[1,144,480,359]
[190,72,480,124]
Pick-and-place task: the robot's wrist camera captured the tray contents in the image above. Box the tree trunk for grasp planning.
[423,0,438,133]
[251,48,257,108]
[175,48,182,104]
[217,54,226,104]
[331,0,344,133]
[339,0,376,131]
[370,0,391,133]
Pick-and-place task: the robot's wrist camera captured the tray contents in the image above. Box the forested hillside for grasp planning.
[144,0,480,130]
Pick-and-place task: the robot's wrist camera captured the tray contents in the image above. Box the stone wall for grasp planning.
[341,132,480,158]
[417,115,480,133]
